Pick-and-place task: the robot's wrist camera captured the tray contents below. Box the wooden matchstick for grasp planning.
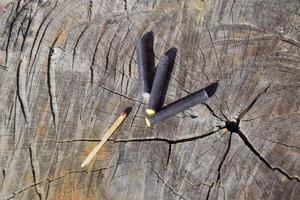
[145,82,218,127]
[136,31,155,102]
[81,112,127,168]
[146,48,177,116]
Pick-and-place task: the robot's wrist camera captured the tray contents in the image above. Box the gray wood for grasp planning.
[0,0,299,199]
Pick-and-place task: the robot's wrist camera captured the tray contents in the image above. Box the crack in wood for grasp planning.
[113,157,167,179]
[257,136,300,149]
[27,0,57,75]
[57,138,100,143]
[85,169,94,199]
[128,47,135,77]
[5,166,113,200]
[90,30,103,86]
[88,0,93,23]
[104,28,119,73]
[111,127,223,144]
[129,103,141,131]
[89,21,111,85]
[97,83,144,104]
[237,85,270,123]
[47,30,63,127]
[113,25,132,84]
[206,26,222,79]
[109,146,121,183]
[123,0,127,11]
[52,127,222,147]
[1,168,5,189]
[203,103,225,121]
[5,181,42,200]
[5,4,18,65]
[182,110,198,119]
[29,144,42,200]
[19,11,31,51]
[219,108,229,121]
[236,130,299,182]
[45,180,50,200]
[216,132,232,182]
[72,25,88,71]
[28,18,52,77]
[152,168,188,200]
[16,59,28,123]
[6,101,15,128]
[4,0,31,64]
[206,182,214,200]
[121,61,126,94]
[220,89,300,183]
[166,143,172,166]
[47,47,57,127]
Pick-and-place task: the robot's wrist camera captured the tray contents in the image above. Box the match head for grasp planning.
[145,118,151,127]
[145,108,156,116]
[120,112,127,117]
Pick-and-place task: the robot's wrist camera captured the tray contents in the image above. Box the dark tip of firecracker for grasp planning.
[141,31,154,45]
[205,82,218,97]
[165,47,177,63]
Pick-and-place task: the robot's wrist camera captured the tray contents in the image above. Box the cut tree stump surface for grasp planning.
[0,0,299,199]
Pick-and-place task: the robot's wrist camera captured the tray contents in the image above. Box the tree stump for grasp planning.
[0,0,299,199]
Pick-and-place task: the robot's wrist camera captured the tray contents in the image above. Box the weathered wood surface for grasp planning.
[0,0,299,199]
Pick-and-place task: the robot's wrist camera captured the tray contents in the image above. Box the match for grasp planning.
[136,31,155,103]
[145,82,218,127]
[81,111,128,168]
[146,48,177,116]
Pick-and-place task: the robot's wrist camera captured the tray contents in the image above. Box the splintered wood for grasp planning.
[81,112,127,168]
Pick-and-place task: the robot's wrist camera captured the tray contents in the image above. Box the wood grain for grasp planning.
[0,0,299,199]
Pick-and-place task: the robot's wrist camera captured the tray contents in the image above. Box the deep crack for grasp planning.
[237,85,270,124]
[166,144,172,166]
[221,85,299,182]
[225,121,239,133]
[206,182,214,200]
[152,168,187,200]
[111,127,223,145]
[123,0,127,11]
[1,168,5,188]
[47,30,63,127]
[222,112,299,182]
[216,132,232,182]
[29,145,42,200]
[236,130,300,182]
[203,103,225,122]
